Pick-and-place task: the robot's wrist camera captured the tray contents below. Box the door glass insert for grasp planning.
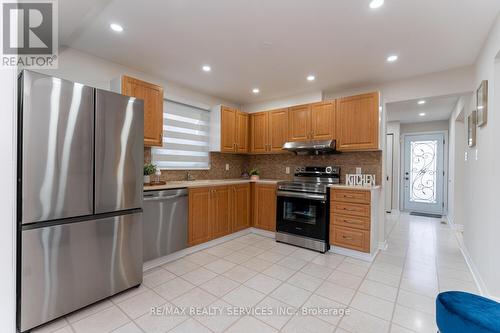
[410,140,438,203]
[283,201,317,225]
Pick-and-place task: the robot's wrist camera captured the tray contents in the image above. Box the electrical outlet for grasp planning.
[285,167,290,174]
[225,163,229,171]
[356,167,362,174]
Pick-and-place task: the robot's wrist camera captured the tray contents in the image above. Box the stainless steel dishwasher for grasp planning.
[143,188,188,262]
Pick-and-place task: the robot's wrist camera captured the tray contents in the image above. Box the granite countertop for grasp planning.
[144,178,281,191]
[329,184,381,191]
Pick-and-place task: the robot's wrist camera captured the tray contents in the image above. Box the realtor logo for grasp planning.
[2,0,58,68]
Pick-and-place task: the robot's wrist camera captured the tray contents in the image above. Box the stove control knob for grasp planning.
[325,166,332,173]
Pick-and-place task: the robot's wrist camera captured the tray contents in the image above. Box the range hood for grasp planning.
[282,139,339,155]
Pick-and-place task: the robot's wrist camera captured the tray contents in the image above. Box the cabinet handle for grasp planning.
[343,195,354,198]
[342,236,353,240]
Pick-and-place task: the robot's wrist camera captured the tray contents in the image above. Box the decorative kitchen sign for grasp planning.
[346,174,376,187]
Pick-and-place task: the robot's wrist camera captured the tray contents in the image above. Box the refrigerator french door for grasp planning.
[18,71,144,332]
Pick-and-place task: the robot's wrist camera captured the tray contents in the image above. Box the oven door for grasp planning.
[276,191,328,240]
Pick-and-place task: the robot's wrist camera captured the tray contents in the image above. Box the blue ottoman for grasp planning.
[436,291,500,333]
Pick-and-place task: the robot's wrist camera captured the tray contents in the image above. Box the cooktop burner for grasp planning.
[277,166,340,194]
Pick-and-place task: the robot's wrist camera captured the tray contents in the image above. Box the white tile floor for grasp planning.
[33,213,478,333]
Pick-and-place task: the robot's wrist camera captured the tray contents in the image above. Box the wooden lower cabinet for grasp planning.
[252,183,277,231]
[188,183,251,245]
[233,184,251,232]
[330,188,371,253]
[188,187,211,246]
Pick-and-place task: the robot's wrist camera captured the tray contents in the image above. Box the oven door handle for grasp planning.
[277,191,326,201]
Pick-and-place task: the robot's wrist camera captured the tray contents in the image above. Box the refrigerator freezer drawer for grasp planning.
[95,89,144,214]
[19,213,143,332]
[20,70,94,224]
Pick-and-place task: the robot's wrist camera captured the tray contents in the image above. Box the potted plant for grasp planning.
[143,163,157,184]
[249,168,260,181]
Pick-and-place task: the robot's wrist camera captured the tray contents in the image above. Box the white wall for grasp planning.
[448,97,468,229]
[241,91,322,113]
[460,13,500,297]
[0,68,17,332]
[400,120,449,134]
[39,47,239,110]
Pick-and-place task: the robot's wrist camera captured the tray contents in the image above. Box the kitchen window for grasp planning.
[152,100,210,170]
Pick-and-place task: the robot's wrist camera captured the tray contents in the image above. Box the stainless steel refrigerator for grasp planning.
[17,70,144,332]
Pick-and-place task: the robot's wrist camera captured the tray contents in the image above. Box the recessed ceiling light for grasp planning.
[307,75,316,81]
[369,0,384,9]
[252,88,260,94]
[418,100,426,105]
[387,54,398,62]
[110,23,123,32]
[202,65,211,72]
[419,112,426,117]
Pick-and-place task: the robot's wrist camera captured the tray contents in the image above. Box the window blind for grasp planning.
[151,100,210,170]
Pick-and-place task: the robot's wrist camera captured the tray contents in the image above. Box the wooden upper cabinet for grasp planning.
[236,111,249,153]
[210,186,232,239]
[336,92,380,151]
[121,75,163,147]
[232,184,251,232]
[310,101,335,140]
[221,106,237,152]
[268,108,289,151]
[288,105,311,142]
[253,183,277,231]
[250,112,269,153]
[188,187,211,246]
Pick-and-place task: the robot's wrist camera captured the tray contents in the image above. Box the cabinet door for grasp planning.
[310,101,335,140]
[253,184,277,231]
[288,105,311,141]
[121,76,163,147]
[221,106,237,152]
[268,108,288,152]
[232,184,251,232]
[250,112,269,153]
[210,186,232,239]
[336,92,379,151]
[235,111,249,153]
[188,187,211,246]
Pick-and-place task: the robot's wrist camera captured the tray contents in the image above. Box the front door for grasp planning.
[403,133,445,215]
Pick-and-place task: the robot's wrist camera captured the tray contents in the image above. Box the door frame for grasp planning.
[400,130,448,215]
[385,133,394,212]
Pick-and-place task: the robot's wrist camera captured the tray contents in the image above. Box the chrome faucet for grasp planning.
[186,171,195,181]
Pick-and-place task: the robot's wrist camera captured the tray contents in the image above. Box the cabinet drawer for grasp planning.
[332,213,370,231]
[331,226,369,253]
[331,189,370,204]
[332,202,370,218]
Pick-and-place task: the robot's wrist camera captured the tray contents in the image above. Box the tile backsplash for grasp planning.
[145,147,382,184]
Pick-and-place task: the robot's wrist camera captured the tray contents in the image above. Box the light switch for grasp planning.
[356,167,362,174]
[225,163,229,171]
[285,167,290,174]
[475,149,479,161]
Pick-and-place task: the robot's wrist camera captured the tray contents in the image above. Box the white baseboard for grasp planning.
[378,241,388,251]
[143,228,253,271]
[454,230,489,297]
[330,246,378,262]
[445,215,464,232]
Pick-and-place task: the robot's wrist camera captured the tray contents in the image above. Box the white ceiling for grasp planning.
[59,0,500,104]
[386,94,465,124]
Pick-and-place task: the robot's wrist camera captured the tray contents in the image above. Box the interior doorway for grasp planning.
[402,132,446,215]
[385,133,394,212]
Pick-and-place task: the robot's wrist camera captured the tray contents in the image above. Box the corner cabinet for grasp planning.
[250,108,288,153]
[115,75,164,147]
[188,183,251,246]
[210,105,249,153]
[336,92,379,151]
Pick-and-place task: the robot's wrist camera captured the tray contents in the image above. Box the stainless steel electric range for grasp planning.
[276,166,340,253]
